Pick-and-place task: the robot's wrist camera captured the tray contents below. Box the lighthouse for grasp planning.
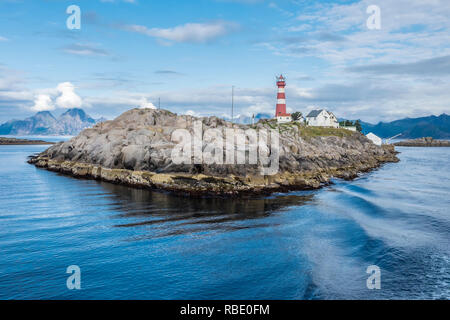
[275,75,291,123]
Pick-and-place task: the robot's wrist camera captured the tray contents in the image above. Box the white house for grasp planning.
[366,132,382,146]
[305,109,339,128]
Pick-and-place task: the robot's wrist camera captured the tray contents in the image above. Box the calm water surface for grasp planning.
[0,143,449,299]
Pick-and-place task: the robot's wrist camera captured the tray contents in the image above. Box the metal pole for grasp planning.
[231,86,234,122]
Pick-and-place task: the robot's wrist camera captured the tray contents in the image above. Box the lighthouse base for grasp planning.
[276,115,292,123]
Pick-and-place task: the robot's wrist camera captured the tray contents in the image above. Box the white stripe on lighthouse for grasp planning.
[277,99,286,104]
[278,87,285,93]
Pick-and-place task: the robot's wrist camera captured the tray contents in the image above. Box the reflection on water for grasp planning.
[0,145,449,299]
[102,183,313,235]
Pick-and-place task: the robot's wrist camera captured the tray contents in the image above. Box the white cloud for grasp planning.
[31,94,54,112]
[138,97,156,109]
[184,110,201,117]
[0,36,9,41]
[275,0,450,66]
[62,43,109,57]
[242,102,274,117]
[56,82,83,109]
[124,21,239,43]
[26,82,84,112]
[0,65,34,113]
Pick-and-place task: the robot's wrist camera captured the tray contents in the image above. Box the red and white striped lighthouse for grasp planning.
[275,75,289,117]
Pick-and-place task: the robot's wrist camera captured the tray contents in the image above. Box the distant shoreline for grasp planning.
[0,137,55,145]
[394,137,450,147]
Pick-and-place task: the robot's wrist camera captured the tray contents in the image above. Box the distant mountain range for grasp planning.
[360,114,450,139]
[0,108,103,136]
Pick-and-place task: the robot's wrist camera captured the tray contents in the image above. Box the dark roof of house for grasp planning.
[306,109,324,118]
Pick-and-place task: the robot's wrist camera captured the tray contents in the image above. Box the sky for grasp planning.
[0,0,449,124]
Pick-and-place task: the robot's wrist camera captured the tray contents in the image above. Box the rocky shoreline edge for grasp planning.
[28,147,398,197]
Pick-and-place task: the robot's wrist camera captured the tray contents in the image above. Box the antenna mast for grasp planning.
[231,86,234,122]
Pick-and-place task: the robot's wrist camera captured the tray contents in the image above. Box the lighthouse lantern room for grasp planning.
[275,75,292,123]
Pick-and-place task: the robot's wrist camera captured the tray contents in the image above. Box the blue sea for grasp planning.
[0,141,449,299]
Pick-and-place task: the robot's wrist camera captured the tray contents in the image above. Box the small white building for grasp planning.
[276,113,292,123]
[340,126,357,132]
[305,109,339,128]
[366,132,382,146]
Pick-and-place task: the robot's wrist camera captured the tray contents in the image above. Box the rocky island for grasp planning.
[394,137,450,147]
[0,137,54,145]
[28,108,399,196]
